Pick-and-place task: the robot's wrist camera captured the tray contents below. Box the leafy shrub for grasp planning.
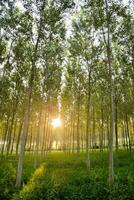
[0,162,16,200]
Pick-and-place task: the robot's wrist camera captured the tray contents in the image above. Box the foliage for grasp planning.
[14,151,134,200]
[0,154,36,200]
[0,161,16,200]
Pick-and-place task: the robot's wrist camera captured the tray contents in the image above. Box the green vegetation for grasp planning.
[0,0,134,199]
[0,154,37,200]
[1,151,134,200]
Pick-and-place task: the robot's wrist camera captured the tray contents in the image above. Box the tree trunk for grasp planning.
[16,122,23,156]
[115,101,118,152]
[86,70,91,168]
[15,1,45,187]
[125,114,131,152]
[34,110,42,168]
[77,94,80,154]
[104,0,114,185]
[10,119,17,154]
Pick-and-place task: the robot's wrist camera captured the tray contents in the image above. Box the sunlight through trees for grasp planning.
[0,0,134,199]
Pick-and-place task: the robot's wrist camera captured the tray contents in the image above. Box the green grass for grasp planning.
[0,153,40,200]
[11,150,134,200]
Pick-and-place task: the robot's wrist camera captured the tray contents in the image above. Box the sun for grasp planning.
[51,118,61,128]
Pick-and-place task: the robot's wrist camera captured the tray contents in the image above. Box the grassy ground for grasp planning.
[0,150,134,200]
[0,153,38,200]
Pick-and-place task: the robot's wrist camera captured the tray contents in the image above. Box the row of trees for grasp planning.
[61,0,134,184]
[0,0,133,187]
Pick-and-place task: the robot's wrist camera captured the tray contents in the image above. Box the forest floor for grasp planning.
[0,150,134,200]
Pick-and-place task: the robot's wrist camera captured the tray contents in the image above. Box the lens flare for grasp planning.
[51,118,61,128]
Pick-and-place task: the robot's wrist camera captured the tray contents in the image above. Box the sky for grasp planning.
[15,0,131,11]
